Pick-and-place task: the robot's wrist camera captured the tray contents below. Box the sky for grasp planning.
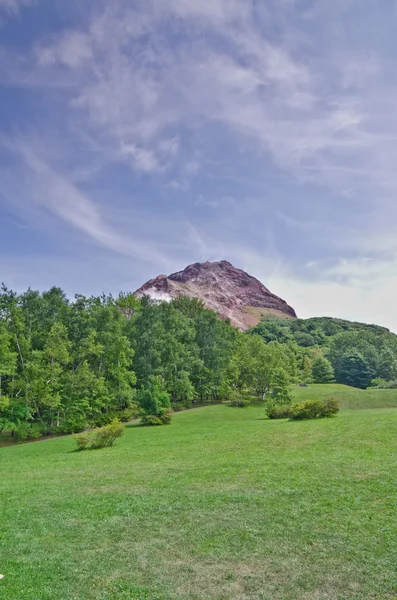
[1,0,397,330]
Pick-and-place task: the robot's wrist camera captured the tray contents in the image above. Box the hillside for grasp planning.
[251,315,395,346]
[249,316,397,389]
[134,260,297,330]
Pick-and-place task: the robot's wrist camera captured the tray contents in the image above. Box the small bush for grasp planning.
[230,397,250,407]
[320,397,340,417]
[141,410,172,426]
[73,432,91,451]
[159,410,172,424]
[91,420,125,448]
[374,379,397,389]
[290,398,339,420]
[140,414,164,426]
[73,420,125,451]
[266,404,292,419]
[229,390,250,407]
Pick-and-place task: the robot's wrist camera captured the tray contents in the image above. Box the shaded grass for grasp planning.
[1,393,397,599]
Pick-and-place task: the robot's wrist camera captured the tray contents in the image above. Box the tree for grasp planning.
[294,331,315,347]
[139,376,170,416]
[311,355,334,383]
[378,347,397,381]
[336,351,373,389]
[270,368,291,404]
[301,355,313,383]
[172,370,195,407]
[0,323,17,397]
[26,323,71,431]
[329,332,378,387]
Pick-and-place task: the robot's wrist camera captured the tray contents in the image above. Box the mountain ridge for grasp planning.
[134,260,297,330]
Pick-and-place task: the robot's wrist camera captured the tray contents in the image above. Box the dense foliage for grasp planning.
[1,286,395,440]
[250,316,397,389]
[0,286,295,438]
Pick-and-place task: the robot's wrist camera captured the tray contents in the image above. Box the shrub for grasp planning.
[159,410,172,424]
[141,409,172,426]
[266,404,292,419]
[73,432,91,451]
[320,397,340,417]
[91,420,125,449]
[290,400,323,420]
[118,407,138,423]
[374,379,397,389]
[140,414,163,426]
[229,390,250,407]
[13,422,42,441]
[74,420,125,451]
[290,398,339,420]
[139,377,171,415]
[230,398,250,408]
[91,413,116,428]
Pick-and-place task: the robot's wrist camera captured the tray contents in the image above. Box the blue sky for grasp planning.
[1,0,397,330]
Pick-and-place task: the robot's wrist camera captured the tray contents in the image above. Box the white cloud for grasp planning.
[3,0,397,329]
[157,0,250,23]
[37,31,93,68]
[0,137,173,264]
[19,0,395,206]
[269,266,397,333]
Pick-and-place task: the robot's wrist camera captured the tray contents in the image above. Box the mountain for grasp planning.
[134,260,297,330]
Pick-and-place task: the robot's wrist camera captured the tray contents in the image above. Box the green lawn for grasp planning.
[292,383,397,409]
[1,386,397,599]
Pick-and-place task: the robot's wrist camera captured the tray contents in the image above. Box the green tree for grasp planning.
[302,355,313,383]
[329,331,378,387]
[172,370,195,407]
[311,355,334,383]
[0,323,17,397]
[270,368,292,404]
[336,351,373,389]
[378,347,397,381]
[139,376,171,416]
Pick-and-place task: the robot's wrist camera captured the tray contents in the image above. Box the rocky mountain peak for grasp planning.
[134,260,296,330]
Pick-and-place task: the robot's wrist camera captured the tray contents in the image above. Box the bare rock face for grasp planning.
[134,260,297,330]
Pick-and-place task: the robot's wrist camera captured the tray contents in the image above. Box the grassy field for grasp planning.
[292,383,397,409]
[1,385,397,599]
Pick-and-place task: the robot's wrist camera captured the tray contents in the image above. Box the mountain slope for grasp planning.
[134,260,296,330]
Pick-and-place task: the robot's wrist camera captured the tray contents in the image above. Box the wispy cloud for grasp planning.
[0,136,182,265]
[18,0,394,204]
[2,0,397,328]
[36,31,93,69]
[0,0,33,15]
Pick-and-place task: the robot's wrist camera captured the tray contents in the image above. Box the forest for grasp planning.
[1,285,397,439]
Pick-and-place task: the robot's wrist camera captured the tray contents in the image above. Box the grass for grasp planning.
[1,385,397,599]
[292,383,397,409]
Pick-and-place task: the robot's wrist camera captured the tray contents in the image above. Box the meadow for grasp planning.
[1,384,397,599]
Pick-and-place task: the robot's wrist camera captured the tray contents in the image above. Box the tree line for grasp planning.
[1,287,396,440]
[250,316,397,389]
[0,287,295,439]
